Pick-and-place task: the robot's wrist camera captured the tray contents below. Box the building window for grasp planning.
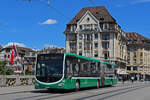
[94,34,98,39]
[140,52,143,57]
[79,34,82,40]
[85,34,91,41]
[85,51,90,57]
[71,25,76,31]
[94,42,98,49]
[79,43,82,49]
[69,35,76,41]
[133,66,137,71]
[134,52,136,58]
[94,51,98,57]
[6,49,10,53]
[32,53,35,56]
[128,52,130,56]
[102,42,109,49]
[134,59,136,64]
[140,59,143,64]
[103,23,109,30]
[70,43,76,51]
[127,59,130,64]
[127,67,131,71]
[134,40,137,44]
[26,53,30,56]
[85,43,90,50]
[79,25,83,30]
[103,51,109,59]
[102,33,110,40]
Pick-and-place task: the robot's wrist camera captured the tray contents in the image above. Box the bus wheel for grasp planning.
[97,80,100,88]
[75,81,80,91]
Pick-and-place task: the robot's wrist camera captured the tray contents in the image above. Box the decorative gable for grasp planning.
[76,10,101,32]
[78,10,98,25]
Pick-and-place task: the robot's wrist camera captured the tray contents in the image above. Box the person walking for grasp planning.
[122,76,125,84]
[131,76,134,83]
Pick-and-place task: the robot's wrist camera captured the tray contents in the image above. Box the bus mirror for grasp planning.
[67,75,72,80]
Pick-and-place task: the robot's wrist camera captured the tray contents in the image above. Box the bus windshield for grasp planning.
[36,54,64,83]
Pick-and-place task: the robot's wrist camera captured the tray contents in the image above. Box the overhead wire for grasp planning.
[18,0,70,19]
[37,0,70,19]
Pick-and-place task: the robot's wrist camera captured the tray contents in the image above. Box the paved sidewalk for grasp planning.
[0,85,36,95]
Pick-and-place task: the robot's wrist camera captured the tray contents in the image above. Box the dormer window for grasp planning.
[71,25,76,31]
[103,23,109,30]
[79,25,83,30]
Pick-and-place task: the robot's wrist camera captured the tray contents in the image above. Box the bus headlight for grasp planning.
[58,83,64,87]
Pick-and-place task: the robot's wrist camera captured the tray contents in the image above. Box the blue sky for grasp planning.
[0,0,150,49]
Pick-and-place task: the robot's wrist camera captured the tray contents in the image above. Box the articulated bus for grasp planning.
[35,52,117,90]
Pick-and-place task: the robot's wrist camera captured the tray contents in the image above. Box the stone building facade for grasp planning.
[23,51,37,74]
[64,6,127,73]
[126,32,150,80]
[0,46,35,74]
[40,47,65,54]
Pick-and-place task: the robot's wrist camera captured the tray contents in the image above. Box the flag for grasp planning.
[10,43,17,65]
[10,50,14,65]
[12,43,17,57]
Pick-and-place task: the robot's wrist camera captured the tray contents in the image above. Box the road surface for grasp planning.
[0,81,150,100]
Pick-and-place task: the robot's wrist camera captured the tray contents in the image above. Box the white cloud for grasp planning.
[3,42,26,48]
[132,0,150,4]
[39,19,57,25]
[43,44,63,48]
[44,44,57,48]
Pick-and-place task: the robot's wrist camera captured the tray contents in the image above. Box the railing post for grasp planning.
[16,75,20,86]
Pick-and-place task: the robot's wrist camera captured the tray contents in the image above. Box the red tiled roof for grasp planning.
[68,6,116,25]
[1,46,34,53]
[126,32,150,44]
[0,45,2,50]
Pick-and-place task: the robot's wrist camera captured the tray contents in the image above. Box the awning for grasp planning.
[117,68,128,75]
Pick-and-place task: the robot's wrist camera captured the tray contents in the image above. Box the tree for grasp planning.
[0,60,14,75]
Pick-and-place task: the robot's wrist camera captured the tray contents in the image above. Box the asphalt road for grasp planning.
[0,82,150,100]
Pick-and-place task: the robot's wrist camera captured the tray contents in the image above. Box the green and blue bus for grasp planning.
[35,52,117,90]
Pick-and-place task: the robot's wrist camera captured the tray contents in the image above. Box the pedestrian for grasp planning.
[131,76,134,83]
[122,76,125,84]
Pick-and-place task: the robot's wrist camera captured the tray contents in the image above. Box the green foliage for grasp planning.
[5,67,14,75]
[25,71,34,75]
[0,60,14,75]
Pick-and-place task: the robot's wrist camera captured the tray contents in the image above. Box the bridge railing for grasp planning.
[0,75,34,87]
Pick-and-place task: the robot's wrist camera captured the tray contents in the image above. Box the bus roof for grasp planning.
[64,52,116,66]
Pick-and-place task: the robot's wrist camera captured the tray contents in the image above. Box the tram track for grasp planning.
[14,83,149,100]
[34,84,148,100]
[1,83,149,100]
[77,84,150,100]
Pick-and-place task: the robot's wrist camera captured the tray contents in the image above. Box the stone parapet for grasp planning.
[0,75,34,87]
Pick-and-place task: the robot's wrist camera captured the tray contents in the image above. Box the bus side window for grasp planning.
[65,59,73,77]
[98,62,101,72]
[87,62,91,76]
[79,59,88,77]
[73,63,79,77]
[95,62,99,75]
[91,62,96,77]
